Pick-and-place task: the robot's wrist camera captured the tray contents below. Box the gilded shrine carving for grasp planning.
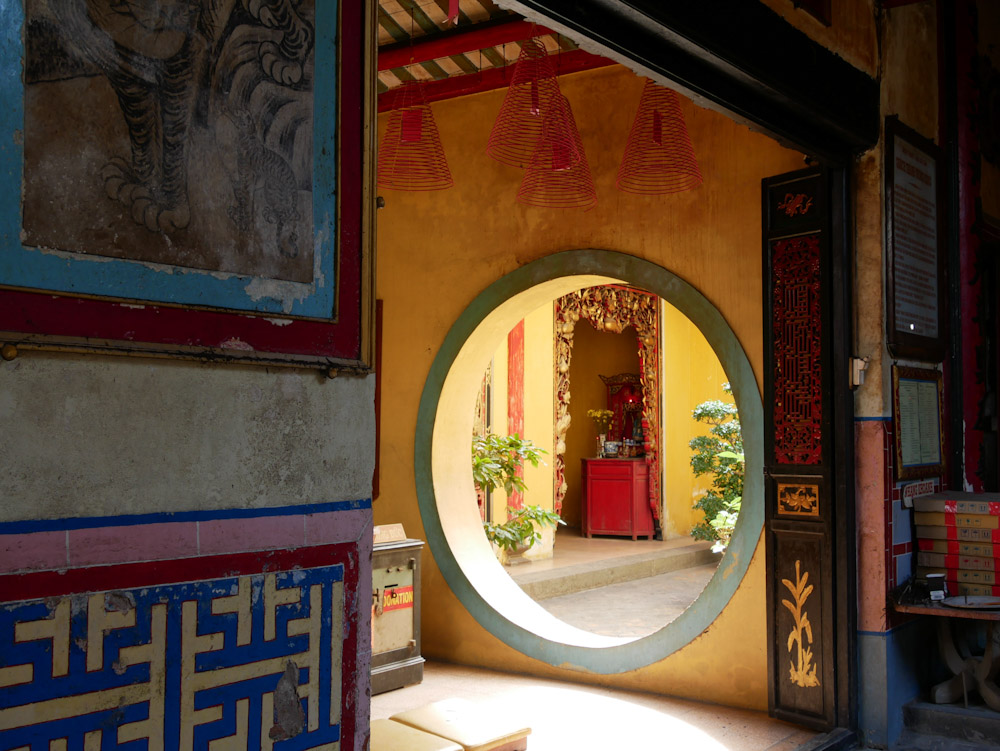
[553,286,660,522]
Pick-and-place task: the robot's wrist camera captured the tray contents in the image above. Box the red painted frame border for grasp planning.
[0,0,372,369]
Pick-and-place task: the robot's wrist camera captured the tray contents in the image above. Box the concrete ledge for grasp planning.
[512,542,720,600]
[902,700,1000,747]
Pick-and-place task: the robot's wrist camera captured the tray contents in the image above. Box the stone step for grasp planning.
[509,540,719,600]
[901,700,1000,749]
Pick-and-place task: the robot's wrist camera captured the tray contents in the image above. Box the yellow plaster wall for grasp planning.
[660,302,731,539]
[375,63,804,709]
[482,308,555,527]
[883,3,938,142]
[561,321,641,529]
[756,0,878,76]
[521,305,556,516]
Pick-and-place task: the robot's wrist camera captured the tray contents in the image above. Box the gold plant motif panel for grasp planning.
[777,483,820,517]
[781,559,820,688]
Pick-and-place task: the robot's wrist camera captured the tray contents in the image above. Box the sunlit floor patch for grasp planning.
[371,661,817,751]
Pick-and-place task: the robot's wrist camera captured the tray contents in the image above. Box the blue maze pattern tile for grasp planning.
[0,565,345,750]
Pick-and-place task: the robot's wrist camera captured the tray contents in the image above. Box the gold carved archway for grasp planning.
[554,285,661,524]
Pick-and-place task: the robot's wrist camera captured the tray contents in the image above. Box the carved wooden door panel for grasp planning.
[763,168,840,730]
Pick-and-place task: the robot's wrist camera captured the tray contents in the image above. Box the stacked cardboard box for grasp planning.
[914,492,1000,596]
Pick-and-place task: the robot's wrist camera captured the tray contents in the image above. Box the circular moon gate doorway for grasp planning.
[415,249,763,673]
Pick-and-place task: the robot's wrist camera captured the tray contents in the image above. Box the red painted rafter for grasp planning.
[378,18,553,71]
[378,48,613,112]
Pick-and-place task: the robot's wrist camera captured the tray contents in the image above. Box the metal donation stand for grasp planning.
[371,524,425,695]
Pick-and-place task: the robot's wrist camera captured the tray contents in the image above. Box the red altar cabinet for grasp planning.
[581,457,654,539]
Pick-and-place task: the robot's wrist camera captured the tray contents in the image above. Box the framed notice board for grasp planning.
[892,365,945,480]
[885,116,946,362]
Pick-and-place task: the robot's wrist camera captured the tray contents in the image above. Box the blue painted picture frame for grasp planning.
[0,0,374,368]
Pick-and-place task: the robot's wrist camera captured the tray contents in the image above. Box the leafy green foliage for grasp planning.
[471,433,547,496]
[708,450,744,553]
[689,384,744,544]
[483,504,566,553]
[472,434,559,559]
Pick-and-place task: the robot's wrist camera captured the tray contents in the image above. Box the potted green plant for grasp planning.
[587,408,614,457]
[688,383,744,551]
[472,434,562,564]
[471,433,546,497]
[484,504,566,565]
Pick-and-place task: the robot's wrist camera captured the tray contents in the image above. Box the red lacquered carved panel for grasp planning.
[773,235,823,464]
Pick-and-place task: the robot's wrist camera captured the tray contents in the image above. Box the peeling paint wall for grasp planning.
[852,5,946,748]
[757,0,878,76]
[0,354,374,520]
[0,353,375,749]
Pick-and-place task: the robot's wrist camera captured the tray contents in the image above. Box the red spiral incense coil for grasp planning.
[487,38,580,170]
[517,96,596,210]
[377,80,453,191]
[616,81,702,195]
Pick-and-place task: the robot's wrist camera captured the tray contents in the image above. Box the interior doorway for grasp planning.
[411,251,764,670]
[471,283,741,639]
[374,0,866,728]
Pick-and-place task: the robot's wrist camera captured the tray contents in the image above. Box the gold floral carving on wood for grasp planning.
[777,193,813,217]
[777,483,820,517]
[781,559,820,688]
[553,286,659,516]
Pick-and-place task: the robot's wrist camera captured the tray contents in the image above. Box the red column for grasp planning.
[507,320,525,511]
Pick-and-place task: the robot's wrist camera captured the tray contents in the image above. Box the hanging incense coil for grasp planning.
[517,96,596,210]
[378,80,453,191]
[487,38,580,170]
[616,80,702,195]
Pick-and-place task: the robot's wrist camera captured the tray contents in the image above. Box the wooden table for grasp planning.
[580,458,653,540]
[894,599,1000,710]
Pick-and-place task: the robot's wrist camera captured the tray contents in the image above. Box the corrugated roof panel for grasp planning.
[378,70,403,89]
[406,65,434,81]
[448,54,480,76]
[378,6,410,45]
[377,0,572,94]
[433,56,466,78]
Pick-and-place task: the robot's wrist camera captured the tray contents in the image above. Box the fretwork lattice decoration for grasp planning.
[772,235,823,464]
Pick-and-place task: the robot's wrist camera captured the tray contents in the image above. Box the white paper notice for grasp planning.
[898,377,941,467]
[892,135,938,338]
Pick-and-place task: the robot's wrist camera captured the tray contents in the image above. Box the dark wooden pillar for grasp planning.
[763,168,849,730]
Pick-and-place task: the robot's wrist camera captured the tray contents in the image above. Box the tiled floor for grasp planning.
[537,562,718,637]
[372,661,817,751]
[505,526,720,638]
